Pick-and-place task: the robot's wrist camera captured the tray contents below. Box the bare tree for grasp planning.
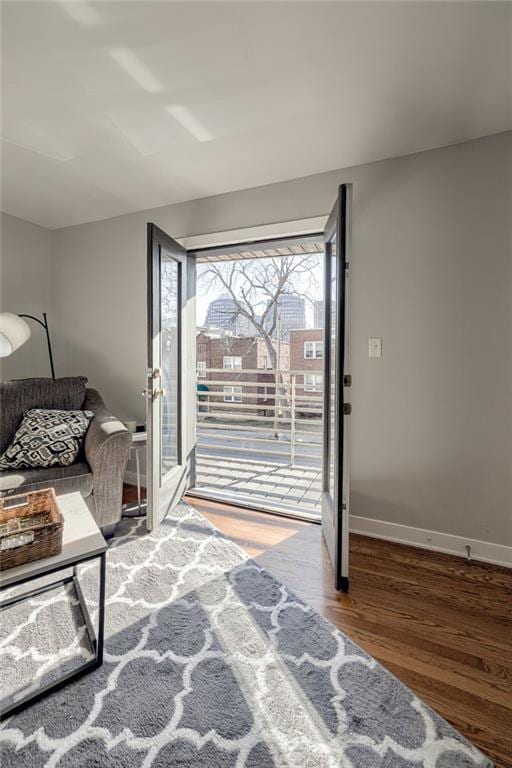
[199,254,321,436]
[199,254,320,370]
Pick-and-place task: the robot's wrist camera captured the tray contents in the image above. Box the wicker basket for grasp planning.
[0,488,64,571]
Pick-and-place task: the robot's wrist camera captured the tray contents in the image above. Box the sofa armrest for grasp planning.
[83,388,132,529]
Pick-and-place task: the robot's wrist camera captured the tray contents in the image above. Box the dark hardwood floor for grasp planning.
[123,487,512,767]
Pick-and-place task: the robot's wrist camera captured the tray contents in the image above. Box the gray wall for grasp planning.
[0,213,54,380]
[17,132,512,545]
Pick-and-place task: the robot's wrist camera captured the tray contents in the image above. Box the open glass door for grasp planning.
[146,223,196,530]
[322,184,351,591]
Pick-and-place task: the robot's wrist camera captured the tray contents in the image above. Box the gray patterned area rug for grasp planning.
[0,502,492,768]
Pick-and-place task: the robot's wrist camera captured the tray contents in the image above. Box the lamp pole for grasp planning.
[18,312,55,379]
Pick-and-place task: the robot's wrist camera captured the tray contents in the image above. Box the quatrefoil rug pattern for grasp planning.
[0,503,492,767]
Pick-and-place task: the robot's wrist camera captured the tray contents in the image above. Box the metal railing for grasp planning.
[196,367,323,468]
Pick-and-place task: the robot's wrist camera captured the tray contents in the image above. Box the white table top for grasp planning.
[0,492,107,589]
[131,431,147,443]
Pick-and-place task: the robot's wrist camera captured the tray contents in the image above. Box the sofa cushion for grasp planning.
[0,376,88,454]
[0,408,94,470]
[0,462,93,499]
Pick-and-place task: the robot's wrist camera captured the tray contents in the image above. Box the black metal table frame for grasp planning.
[0,550,106,720]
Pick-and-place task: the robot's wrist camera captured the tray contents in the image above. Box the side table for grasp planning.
[124,431,147,517]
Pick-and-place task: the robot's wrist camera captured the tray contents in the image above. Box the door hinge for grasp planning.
[343,403,352,415]
[343,374,352,387]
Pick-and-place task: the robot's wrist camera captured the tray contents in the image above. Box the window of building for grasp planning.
[258,355,272,370]
[223,356,242,370]
[303,374,322,392]
[197,361,207,378]
[223,386,242,402]
[304,341,323,359]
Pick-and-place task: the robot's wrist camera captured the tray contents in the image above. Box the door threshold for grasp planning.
[187,487,321,524]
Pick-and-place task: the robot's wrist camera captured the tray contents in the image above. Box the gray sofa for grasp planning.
[0,376,132,535]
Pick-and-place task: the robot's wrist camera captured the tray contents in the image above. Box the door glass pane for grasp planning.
[328,234,337,509]
[160,251,179,477]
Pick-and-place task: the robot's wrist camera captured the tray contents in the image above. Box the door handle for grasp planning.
[140,387,166,399]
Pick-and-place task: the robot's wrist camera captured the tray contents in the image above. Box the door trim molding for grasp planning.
[350,515,512,568]
[180,216,328,251]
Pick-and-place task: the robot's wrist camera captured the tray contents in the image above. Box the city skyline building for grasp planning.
[265,294,306,340]
[204,294,257,336]
[313,300,324,328]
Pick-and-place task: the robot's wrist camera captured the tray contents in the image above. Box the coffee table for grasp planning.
[0,492,107,720]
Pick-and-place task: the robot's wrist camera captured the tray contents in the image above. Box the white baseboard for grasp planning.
[122,473,511,568]
[350,516,512,568]
[125,471,147,488]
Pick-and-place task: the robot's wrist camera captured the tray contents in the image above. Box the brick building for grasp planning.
[289,329,324,410]
[196,332,289,415]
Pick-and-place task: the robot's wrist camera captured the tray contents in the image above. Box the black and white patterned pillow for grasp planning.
[0,408,94,470]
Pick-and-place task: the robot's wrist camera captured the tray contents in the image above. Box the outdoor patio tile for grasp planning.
[195,455,321,516]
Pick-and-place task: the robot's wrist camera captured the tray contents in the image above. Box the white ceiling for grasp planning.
[1,1,511,229]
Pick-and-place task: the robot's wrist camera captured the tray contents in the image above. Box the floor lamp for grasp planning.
[0,312,56,379]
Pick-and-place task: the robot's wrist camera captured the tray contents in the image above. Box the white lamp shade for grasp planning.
[0,313,31,357]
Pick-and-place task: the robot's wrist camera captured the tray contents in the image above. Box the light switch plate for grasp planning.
[369,337,382,358]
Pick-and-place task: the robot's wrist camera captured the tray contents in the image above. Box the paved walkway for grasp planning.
[195,454,322,519]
